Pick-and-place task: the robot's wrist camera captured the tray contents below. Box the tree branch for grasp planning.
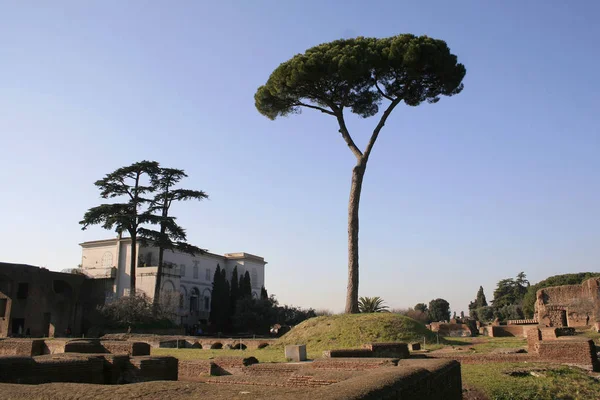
[334,109,363,159]
[363,98,401,161]
[375,80,395,102]
[296,102,336,116]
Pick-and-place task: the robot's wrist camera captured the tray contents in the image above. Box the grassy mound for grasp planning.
[277,313,438,351]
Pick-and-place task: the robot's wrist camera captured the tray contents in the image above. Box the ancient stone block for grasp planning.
[285,344,307,362]
[410,342,421,351]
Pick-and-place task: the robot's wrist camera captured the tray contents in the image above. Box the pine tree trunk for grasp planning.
[153,247,164,315]
[130,235,137,296]
[153,207,169,315]
[345,161,366,314]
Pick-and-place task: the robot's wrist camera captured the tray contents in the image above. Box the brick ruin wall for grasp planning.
[185,356,462,399]
[362,342,410,358]
[0,353,177,385]
[323,342,410,359]
[126,356,178,382]
[0,337,464,400]
[428,322,472,337]
[536,278,600,327]
[507,319,538,325]
[63,340,150,356]
[306,359,462,400]
[0,355,105,384]
[101,333,276,350]
[538,339,600,371]
[485,325,528,337]
[525,327,599,371]
[0,339,44,356]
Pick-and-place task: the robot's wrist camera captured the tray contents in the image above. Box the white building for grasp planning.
[79,236,267,326]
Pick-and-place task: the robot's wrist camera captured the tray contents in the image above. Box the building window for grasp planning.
[180,265,186,277]
[252,269,258,287]
[102,252,113,268]
[204,296,210,311]
[145,252,153,266]
[190,288,200,312]
[193,266,199,279]
[0,298,7,318]
[205,268,211,281]
[17,283,29,299]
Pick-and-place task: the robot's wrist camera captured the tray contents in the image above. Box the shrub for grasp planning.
[98,292,176,329]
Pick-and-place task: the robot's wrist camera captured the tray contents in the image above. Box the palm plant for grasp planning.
[358,296,390,313]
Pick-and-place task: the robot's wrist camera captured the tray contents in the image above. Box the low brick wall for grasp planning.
[209,356,259,375]
[43,340,69,355]
[362,343,409,359]
[312,358,399,370]
[64,339,107,353]
[429,322,472,337]
[242,363,303,377]
[526,327,542,353]
[0,355,104,384]
[102,341,150,356]
[178,360,215,380]
[63,340,150,356]
[540,327,558,340]
[306,359,462,400]
[323,349,374,358]
[126,356,178,382]
[488,325,527,337]
[538,339,600,371]
[0,339,44,356]
[508,319,538,325]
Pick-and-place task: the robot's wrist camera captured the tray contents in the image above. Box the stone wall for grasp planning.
[307,359,462,400]
[178,360,216,380]
[538,339,599,371]
[323,343,410,359]
[0,339,44,356]
[535,278,600,327]
[362,343,410,358]
[0,355,105,384]
[126,356,178,382]
[427,322,472,337]
[63,339,151,356]
[0,262,107,338]
[484,325,528,337]
[313,358,399,370]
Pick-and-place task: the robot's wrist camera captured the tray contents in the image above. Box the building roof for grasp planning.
[79,237,267,265]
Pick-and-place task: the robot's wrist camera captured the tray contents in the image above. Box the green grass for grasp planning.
[462,362,600,400]
[471,337,527,353]
[276,313,438,351]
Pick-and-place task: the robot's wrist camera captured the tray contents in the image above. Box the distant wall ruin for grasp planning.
[535,277,600,327]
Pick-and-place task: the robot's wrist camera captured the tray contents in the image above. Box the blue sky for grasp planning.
[1,1,598,313]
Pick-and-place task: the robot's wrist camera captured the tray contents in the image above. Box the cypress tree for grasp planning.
[476,286,488,308]
[260,286,268,300]
[209,265,222,325]
[220,268,231,329]
[241,271,252,299]
[230,266,239,316]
